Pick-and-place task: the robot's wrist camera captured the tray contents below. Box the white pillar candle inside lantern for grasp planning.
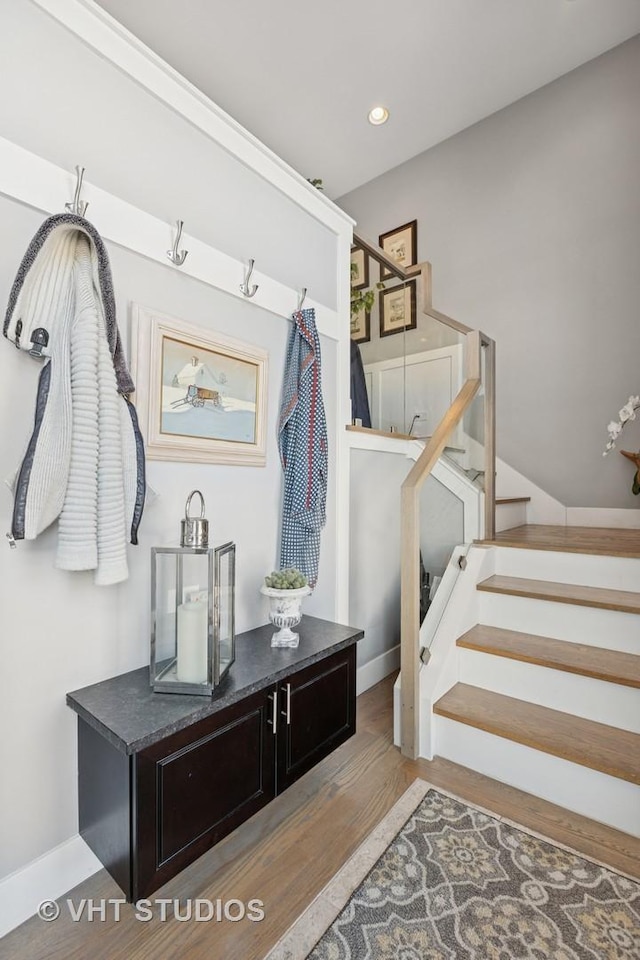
[176,598,208,683]
[150,490,236,696]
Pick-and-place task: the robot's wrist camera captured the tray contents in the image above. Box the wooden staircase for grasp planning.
[435,683,640,785]
[431,525,640,837]
[477,575,640,614]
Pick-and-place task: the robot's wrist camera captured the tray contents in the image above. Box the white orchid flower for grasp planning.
[604,395,640,455]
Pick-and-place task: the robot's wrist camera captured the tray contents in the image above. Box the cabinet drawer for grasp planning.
[134,688,275,898]
[277,645,356,792]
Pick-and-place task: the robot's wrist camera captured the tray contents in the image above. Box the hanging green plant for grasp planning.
[350,262,384,323]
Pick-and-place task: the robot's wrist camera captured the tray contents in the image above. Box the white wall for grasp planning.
[349,449,408,667]
[349,445,466,670]
[340,37,640,509]
[0,0,351,904]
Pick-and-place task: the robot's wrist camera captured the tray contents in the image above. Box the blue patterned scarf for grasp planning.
[278,308,328,588]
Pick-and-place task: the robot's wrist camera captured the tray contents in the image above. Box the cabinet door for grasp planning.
[134,686,276,899]
[277,644,356,793]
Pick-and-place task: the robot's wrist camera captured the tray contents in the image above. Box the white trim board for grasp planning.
[566,507,640,529]
[357,645,400,697]
[30,0,354,236]
[346,430,415,457]
[332,229,354,623]
[0,835,101,939]
[0,135,341,341]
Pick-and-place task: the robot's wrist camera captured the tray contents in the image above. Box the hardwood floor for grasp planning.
[3,675,639,960]
[478,523,640,558]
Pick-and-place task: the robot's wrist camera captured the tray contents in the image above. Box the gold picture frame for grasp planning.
[130,304,268,466]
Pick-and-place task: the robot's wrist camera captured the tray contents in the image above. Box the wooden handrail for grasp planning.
[352,232,415,281]
[482,334,496,541]
[400,331,482,759]
[353,232,473,336]
[349,233,496,759]
[424,305,473,336]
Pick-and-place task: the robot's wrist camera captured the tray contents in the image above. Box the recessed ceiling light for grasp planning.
[368,106,389,126]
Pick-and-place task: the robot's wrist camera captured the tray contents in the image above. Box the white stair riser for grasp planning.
[458,648,640,733]
[493,548,640,591]
[495,503,527,532]
[479,593,640,654]
[435,717,640,837]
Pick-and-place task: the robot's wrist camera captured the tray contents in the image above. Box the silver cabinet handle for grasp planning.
[281,682,291,725]
[267,691,278,735]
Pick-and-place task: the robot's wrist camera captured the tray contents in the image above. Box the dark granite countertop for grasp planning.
[67,616,363,756]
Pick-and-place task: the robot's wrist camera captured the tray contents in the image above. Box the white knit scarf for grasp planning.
[6,227,139,585]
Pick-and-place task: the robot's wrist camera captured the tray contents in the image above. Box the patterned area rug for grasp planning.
[265,779,640,960]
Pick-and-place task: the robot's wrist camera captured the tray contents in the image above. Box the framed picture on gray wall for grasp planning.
[130,304,268,466]
[350,246,369,290]
[379,219,417,280]
[379,281,417,337]
[350,309,370,344]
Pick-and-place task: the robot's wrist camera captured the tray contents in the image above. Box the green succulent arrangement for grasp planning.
[264,568,309,590]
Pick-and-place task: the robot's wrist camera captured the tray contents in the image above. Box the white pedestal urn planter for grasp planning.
[260,584,311,648]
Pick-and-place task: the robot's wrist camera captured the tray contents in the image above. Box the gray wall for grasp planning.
[0,1,341,884]
[340,37,640,509]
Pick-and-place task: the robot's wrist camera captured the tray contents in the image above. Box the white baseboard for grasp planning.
[0,835,101,939]
[357,644,400,696]
[566,507,640,528]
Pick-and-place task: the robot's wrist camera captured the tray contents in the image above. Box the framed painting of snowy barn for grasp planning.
[130,305,268,466]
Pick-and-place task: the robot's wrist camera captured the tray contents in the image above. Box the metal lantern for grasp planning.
[150,490,235,695]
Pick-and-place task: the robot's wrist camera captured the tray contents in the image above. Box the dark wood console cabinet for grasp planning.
[68,618,361,900]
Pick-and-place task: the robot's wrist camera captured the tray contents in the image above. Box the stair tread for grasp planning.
[434,683,640,784]
[477,523,640,558]
[496,497,531,505]
[478,574,640,614]
[457,625,640,688]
